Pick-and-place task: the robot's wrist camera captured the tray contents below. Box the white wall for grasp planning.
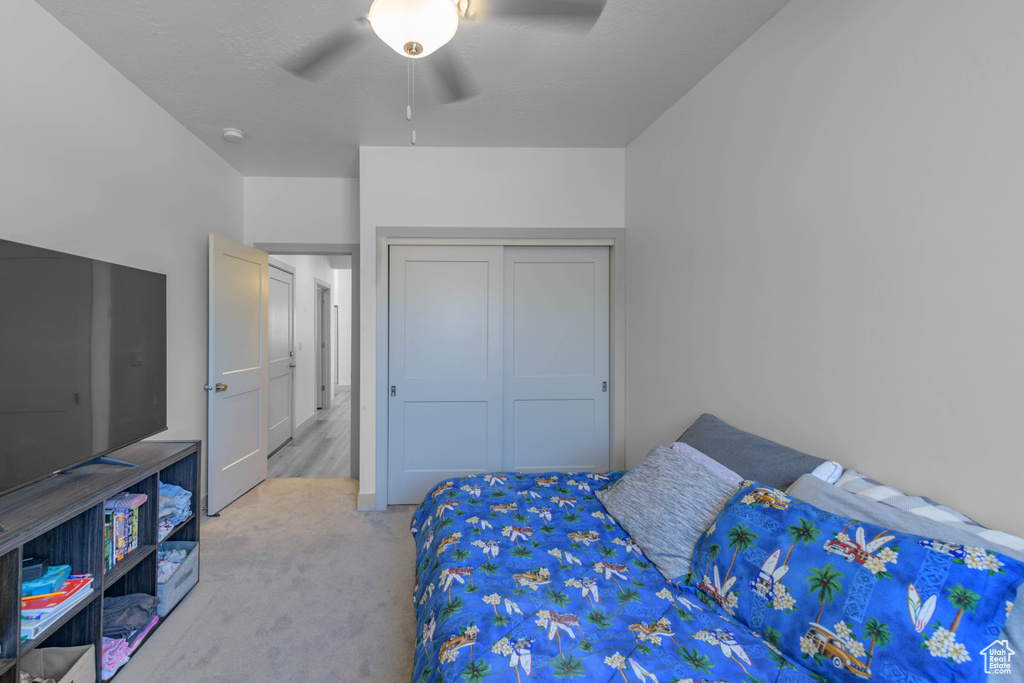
[626,0,1024,536]
[0,0,243,506]
[334,267,353,386]
[244,177,359,245]
[359,146,626,508]
[272,255,336,431]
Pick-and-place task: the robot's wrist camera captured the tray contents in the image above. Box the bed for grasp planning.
[409,414,1024,683]
[410,471,812,682]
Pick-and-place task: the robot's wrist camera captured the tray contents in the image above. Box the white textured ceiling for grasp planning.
[35,0,788,178]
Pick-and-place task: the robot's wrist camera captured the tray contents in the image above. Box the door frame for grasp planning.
[374,227,627,510]
[267,257,296,455]
[333,304,339,387]
[254,243,360,479]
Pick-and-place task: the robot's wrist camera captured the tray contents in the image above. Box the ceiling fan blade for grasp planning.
[484,0,606,22]
[282,21,369,79]
[426,49,478,104]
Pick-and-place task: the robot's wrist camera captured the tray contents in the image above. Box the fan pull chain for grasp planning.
[407,58,417,145]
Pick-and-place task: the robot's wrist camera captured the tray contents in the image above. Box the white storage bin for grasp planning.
[156,541,198,617]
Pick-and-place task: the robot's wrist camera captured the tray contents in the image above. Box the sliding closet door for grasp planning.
[387,246,504,503]
[503,246,610,472]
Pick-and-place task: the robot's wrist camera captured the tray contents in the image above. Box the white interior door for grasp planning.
[207,234,269,514]
[268,262,294,455]
[387,246,503,503]
[503,246,610,472]
[316,283,331,412]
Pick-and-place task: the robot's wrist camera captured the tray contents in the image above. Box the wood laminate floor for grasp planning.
[267,385,351,478]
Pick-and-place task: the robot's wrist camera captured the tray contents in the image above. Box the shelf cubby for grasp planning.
[22,502,104,586]
[103,473,158,585]
[103,551,157,600]
[102,544,158,592]
[24,591,103,678]
[157,455,199,545]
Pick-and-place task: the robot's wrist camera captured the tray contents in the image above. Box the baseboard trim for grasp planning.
[357,491,375,510]
[293,413,316,440]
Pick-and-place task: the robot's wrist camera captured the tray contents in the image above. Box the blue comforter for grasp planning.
[411,472,815,682]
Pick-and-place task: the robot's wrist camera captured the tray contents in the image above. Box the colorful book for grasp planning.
[21,576,93,615]
[105,512,113,571]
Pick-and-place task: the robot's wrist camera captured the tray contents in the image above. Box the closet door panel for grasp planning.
[404,260,491,379]
[503,247,610,473]
[388,246,503,504]
[511,261,596,378]
[402,401,489,472]
[511,399,598,470]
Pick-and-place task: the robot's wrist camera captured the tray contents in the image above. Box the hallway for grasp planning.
[267,385,351,478]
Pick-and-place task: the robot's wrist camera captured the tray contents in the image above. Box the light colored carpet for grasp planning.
[119,478,417,682]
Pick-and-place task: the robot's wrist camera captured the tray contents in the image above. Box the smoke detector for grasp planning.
[222,128,245,143]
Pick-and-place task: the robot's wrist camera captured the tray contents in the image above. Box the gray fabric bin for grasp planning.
[157,541,198,617]
[20,644,96,683]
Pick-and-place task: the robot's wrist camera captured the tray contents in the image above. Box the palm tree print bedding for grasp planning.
[411,473,818,682]
[691,482,1024,682]
[412,474,1023,682]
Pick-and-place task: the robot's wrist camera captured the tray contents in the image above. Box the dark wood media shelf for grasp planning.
[0,441,201,681]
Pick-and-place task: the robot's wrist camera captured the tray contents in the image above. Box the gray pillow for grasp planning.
[596,446,736,581]
[787,473,1024,683]
[676,413,824,490]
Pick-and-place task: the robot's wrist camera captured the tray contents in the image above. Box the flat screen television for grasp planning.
[0,239,167,498]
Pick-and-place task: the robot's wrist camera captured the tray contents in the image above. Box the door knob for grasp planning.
[204,383,228,392]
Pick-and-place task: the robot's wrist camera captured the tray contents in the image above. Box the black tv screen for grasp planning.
[0,239,167,497]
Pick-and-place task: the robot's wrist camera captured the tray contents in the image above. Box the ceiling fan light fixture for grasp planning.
[367,0,460,58]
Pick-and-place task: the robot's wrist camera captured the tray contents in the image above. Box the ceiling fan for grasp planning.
[282,0,608,103]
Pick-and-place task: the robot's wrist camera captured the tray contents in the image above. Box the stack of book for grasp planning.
[105,506,140,572]
[20,574,94,641]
